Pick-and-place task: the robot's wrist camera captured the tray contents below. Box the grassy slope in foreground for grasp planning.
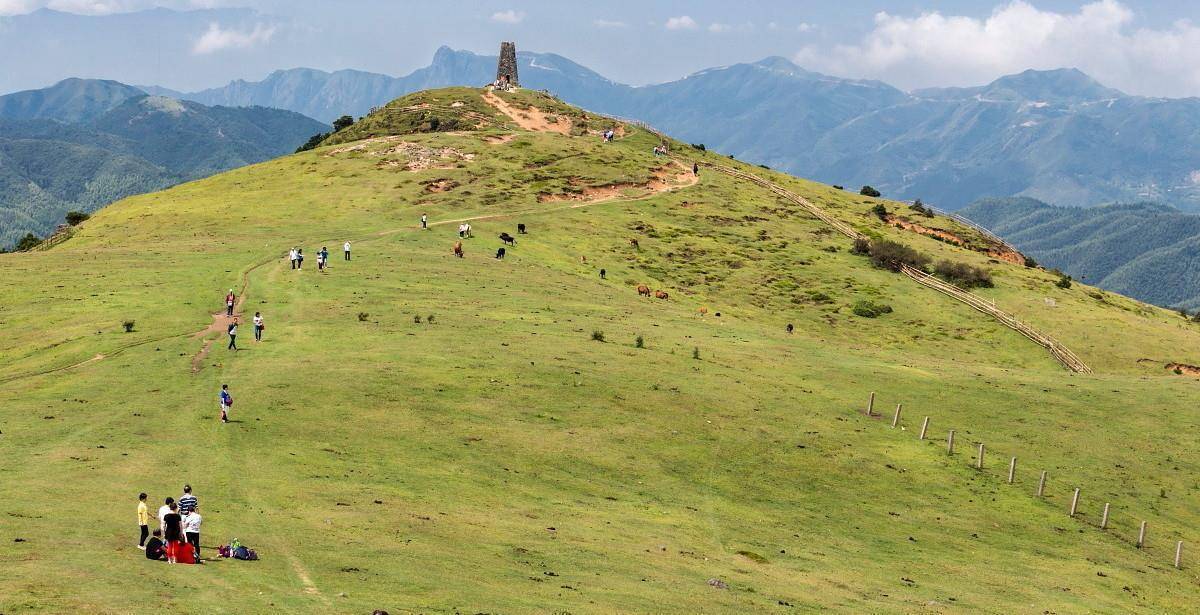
[2,87,1200,613]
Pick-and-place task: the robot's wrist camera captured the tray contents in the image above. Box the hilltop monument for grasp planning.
[496,41,519,87]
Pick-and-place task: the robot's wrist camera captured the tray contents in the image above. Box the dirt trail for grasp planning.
[482,91,572,134]
[190,256,275,373]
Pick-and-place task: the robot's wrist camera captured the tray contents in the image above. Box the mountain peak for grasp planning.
[987,68,1125,103]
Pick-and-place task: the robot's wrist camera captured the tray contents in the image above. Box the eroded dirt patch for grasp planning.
[1166,362,1200,376]
[538,163,696,204]
[888,215,1026,265]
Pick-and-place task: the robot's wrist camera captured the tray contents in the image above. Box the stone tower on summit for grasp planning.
[496,41,519,87]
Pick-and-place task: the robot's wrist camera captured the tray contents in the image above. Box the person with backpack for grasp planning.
[227,318,238,351]
[219,384,232,423]
[182,504,202,562]
[253,312,264,342]
[224,289,235,316]
[137,492,150,548]
[344,241,351,261]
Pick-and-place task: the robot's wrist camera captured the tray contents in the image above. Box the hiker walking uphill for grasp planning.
[219,384,232,423]
[344,241,351,261]
[253,312,264,342]
[224,289,236,316]
[227,318,239,351]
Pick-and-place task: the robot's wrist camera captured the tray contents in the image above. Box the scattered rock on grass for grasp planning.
[707,578,728,589]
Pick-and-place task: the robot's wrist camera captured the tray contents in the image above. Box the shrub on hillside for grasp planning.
[866,239,929,272]
[358,312,370,322]
[860,185,882,197]
[852,300,893,318]
[1023,255,1039,268]
[591,330,605,342]
[691,143,706,151]
[934,260,994,289]
[851,238,871,255]
[15,233,41,252]
[296,132,330,153]
[1055,275,1073,289]
[65,211,89,226]
[333,115,355,132]
[871,203,888,220]
[122,320,135,333]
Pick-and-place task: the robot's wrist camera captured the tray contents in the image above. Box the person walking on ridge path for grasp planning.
[224,289,235,316]
[344,241,351,261]
[253,311,264,342]
[227,318,239,351]
[693,162,699,176]
[219,384,232,423]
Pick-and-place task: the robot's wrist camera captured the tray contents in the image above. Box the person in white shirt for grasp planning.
[289,247,298,269]
[343,241,351,261]
[182,506,202,562]
[253,312,264,342]
[157,497,175,533]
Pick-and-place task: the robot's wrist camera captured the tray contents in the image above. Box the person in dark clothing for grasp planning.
[600,268,606,279]
[693,162,699,176]
[227,319,238,350]
[145,529,166,561]
[163,502,184,564]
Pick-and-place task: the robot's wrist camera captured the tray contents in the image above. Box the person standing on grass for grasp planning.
[253,312,264,342]
[137,492,150,549]
[219,384,232,423]
[693,162,699,176]
[296,248,304,270]
[224,289,235,316]
[320,246,329,269]
[183,505,202,562]
[289,247,298,270]
[344,241,351,261]
[227,318,239,351]
[421,213,428,229]
[178,485,197,516]
[162,502,184,564]
[157,497,174,534]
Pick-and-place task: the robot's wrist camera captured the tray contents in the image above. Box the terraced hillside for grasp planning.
[3,87,1200,614]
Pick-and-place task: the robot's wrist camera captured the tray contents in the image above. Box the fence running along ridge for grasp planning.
[693,162,1092,374]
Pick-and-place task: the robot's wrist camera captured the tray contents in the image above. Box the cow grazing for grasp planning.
[499,233,516,246]
[495,247,506,259]
[629,238,640,250]
[600,269,606,279]
[517,223,527,234]
[786,323,794,334]
[453,241,464,258]
[637,284,651,297]
[698,307,708,317]
[654,290,669,300]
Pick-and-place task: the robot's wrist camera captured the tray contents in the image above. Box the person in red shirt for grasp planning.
[224,289,235,316]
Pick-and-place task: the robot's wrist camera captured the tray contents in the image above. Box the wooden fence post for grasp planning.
[976,443,985,469]
[1069,488,1080,517]
[866,392,875,416]
[1007,457,1017,484]
[1176,541,1184,569]
[947,430,955,454]
[919,416,929,440]
[1036,471,1047,497]
[1101,503,1110,530]
[1137,521,1147,548]
[891,403,902,428]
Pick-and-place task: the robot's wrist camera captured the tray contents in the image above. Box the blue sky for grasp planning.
[3,1,1200,97]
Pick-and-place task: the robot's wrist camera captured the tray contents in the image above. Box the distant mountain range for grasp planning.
[0,78,327,248]
[961,197,1200,310]
[151,46,1200,213]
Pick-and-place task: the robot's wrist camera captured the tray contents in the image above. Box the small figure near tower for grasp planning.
[495,41,519,90]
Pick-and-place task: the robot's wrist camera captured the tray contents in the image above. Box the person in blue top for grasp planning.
[219,384,232,424]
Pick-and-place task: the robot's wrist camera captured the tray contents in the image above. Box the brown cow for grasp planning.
[698,306,708,317]
[637,284,651,297]
[453,241,464,258]
[654,290,669,300]
[629,238,640,250]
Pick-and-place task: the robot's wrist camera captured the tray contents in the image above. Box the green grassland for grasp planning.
[2,88,1200,613]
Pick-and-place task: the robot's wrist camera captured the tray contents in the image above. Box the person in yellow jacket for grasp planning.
[137,492,150,549]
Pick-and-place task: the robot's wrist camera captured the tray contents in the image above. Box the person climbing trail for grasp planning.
[224,289,235,317]
[219,384,232,423]
[693,162,699,176]
[227,319,238,351]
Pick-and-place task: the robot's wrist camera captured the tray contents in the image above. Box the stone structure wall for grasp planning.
[496,41,519,86]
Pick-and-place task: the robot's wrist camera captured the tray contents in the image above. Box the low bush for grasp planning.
[635,335,645,349]
[591,330,605,342]
[692,347,700,360]
[850,238,871,255]
[15,233,41,252]
[691,143,706,151]
[65,211,90,226]
[122,320,135,333]
[1023,255,1039,268]
[870,204,888,220]
[866,239,929,272]
[934,260,994,288]
[1055,275,1073,289]
[427,314,436,324]
[860,185,882,198]
[358,312,370,322]
[852,300,893,318]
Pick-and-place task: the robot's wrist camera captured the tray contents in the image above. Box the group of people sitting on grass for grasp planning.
[138,486,202,564]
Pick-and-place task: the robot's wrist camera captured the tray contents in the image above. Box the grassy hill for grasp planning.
[3,87,1200,613]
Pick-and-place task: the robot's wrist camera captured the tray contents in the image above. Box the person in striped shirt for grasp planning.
[178,484,197,516]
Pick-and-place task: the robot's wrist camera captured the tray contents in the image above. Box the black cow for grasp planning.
[517,223,527,234]
[499,233,516,246]
[496,247,506,259]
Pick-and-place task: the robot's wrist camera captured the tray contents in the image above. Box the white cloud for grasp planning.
[191,21,275,55]
[797,22,814,33]
[665,15,697,30]
[490,9,523,24]
[593,18,627,29]
[0,0,234,15]
[793,0,1200,97]
[708,22,753,34]
[708,22,729,33]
